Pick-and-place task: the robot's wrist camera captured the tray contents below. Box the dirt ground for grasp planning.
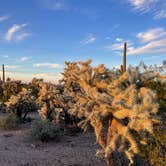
[0,113,105,166]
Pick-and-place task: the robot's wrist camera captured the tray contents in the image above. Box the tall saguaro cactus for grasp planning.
[2,64,5,82]
[123,42,127,73]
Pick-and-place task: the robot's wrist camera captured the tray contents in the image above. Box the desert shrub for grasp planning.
[144,80,166,117]
[5,88,37,120]
[0,114,21,130]
[147,124,166,166]
[30,120,60,142]
[0,102,5,112]
[140,78,165,166]
[138,122,166,166]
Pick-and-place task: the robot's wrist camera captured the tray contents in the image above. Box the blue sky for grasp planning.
[0,0,166,82]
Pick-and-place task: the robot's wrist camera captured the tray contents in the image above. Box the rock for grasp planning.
[30,143,36,148]
[3,133,13,137]
[4,146,9,150]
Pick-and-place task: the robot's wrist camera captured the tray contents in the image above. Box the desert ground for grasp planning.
[0,112,106,166]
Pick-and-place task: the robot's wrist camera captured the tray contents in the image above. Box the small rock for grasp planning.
[70,143,74,147]
[3,133,13,137]
[4,146,9,150]
[30,144,36,148]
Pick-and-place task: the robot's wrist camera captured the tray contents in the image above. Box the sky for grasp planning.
[0,0,166,82]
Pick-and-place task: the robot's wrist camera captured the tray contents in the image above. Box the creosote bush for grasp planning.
[30,120,60,142]
[0,114,21,130]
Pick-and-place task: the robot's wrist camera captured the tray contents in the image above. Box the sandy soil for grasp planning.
[0,114,105,166]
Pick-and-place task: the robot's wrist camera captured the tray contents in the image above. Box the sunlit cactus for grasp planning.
[62,59,159,166]
[37,82,70,125]
[0,79,23,102]
[5,88,37,120]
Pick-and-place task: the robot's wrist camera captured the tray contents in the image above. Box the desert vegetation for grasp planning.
[0,60,165,166]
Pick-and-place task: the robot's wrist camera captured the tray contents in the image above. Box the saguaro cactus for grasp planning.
[2,64,5,83]
[123,42,127,73]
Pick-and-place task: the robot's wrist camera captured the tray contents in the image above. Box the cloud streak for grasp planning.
[128,39,166,55]
[5,24,30,42]
[0,70,62,83]
[127,0,166,19]
[5,65,20,69]
[16,33,30,41]
[33,63,63,68]
[33,72,62,79]
[137,28,166,43]
[0,15,10,22]
[106,27,166,56]
[154,10,166,19]
[128,0,158,13]
[81,33,96,45]
[38,0,69,11]
[20,56,31,62]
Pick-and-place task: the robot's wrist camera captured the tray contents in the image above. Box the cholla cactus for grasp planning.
[62,59,159,166]
[5,88,37,120]
[0,79,23,102]
[28,78,44,98]
[37,82,70,125]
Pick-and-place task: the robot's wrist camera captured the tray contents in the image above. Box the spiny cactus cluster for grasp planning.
[28,78,44,98]
[0,59,164,166]
[0,78,23,102]
[61,59,160,166]
[37,82,72,126]
[5,88,37,119]
[35,59,162,165]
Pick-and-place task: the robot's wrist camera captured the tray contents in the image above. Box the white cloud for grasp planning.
[33,63,63,68]
[0,15,10,22]
[128,39,166,55]
[128,0,158,13]
[0,70,62,83]
[127,0,166,20]
[154,10,166,19]
[39,0,68,11]
[116,38,123,42]
[109,43,124,51]
[5,65,20,69]
[32,72,62,83]
[137,28,166,43]
[106,40,133,51]
[16,33,30,41]
[106,27,166,56]
[81,33,96,45]
[33,72,62,78]
[5,23,29,42]
[20,56,30,62]
[105,36,111,40]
